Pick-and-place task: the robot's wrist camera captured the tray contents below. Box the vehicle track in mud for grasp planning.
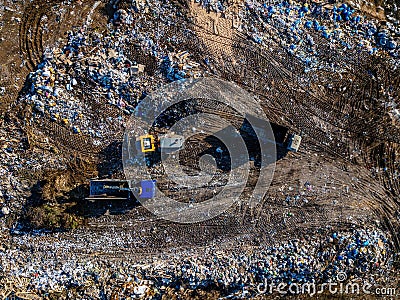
[19,0,107,71]
[186,16,399,143]
[9,0,400,255]
[19,1,398,164]
[17,0,118,157]
[181,3,400,245]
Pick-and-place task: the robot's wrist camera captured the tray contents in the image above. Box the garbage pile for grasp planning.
[22,0,207,141]
[241,1,398,71]
[24,30,146,140]
[163,51,202,81]
[21,0,399,140]
[0,226,394,298]
[0,0,397,297]
[0,123,68,222]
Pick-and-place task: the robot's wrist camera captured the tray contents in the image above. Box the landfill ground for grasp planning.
[0,0,400,299]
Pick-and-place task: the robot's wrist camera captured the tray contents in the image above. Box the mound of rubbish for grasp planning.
[0,0,399,298]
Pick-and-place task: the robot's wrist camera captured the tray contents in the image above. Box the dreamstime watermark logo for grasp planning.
[122,78,276,223]
[256,272,397,297]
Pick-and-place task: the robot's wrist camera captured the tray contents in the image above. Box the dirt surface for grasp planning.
[0,0,104,112]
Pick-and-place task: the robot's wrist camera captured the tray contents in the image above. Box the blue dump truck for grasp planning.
[85,179,156,201]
